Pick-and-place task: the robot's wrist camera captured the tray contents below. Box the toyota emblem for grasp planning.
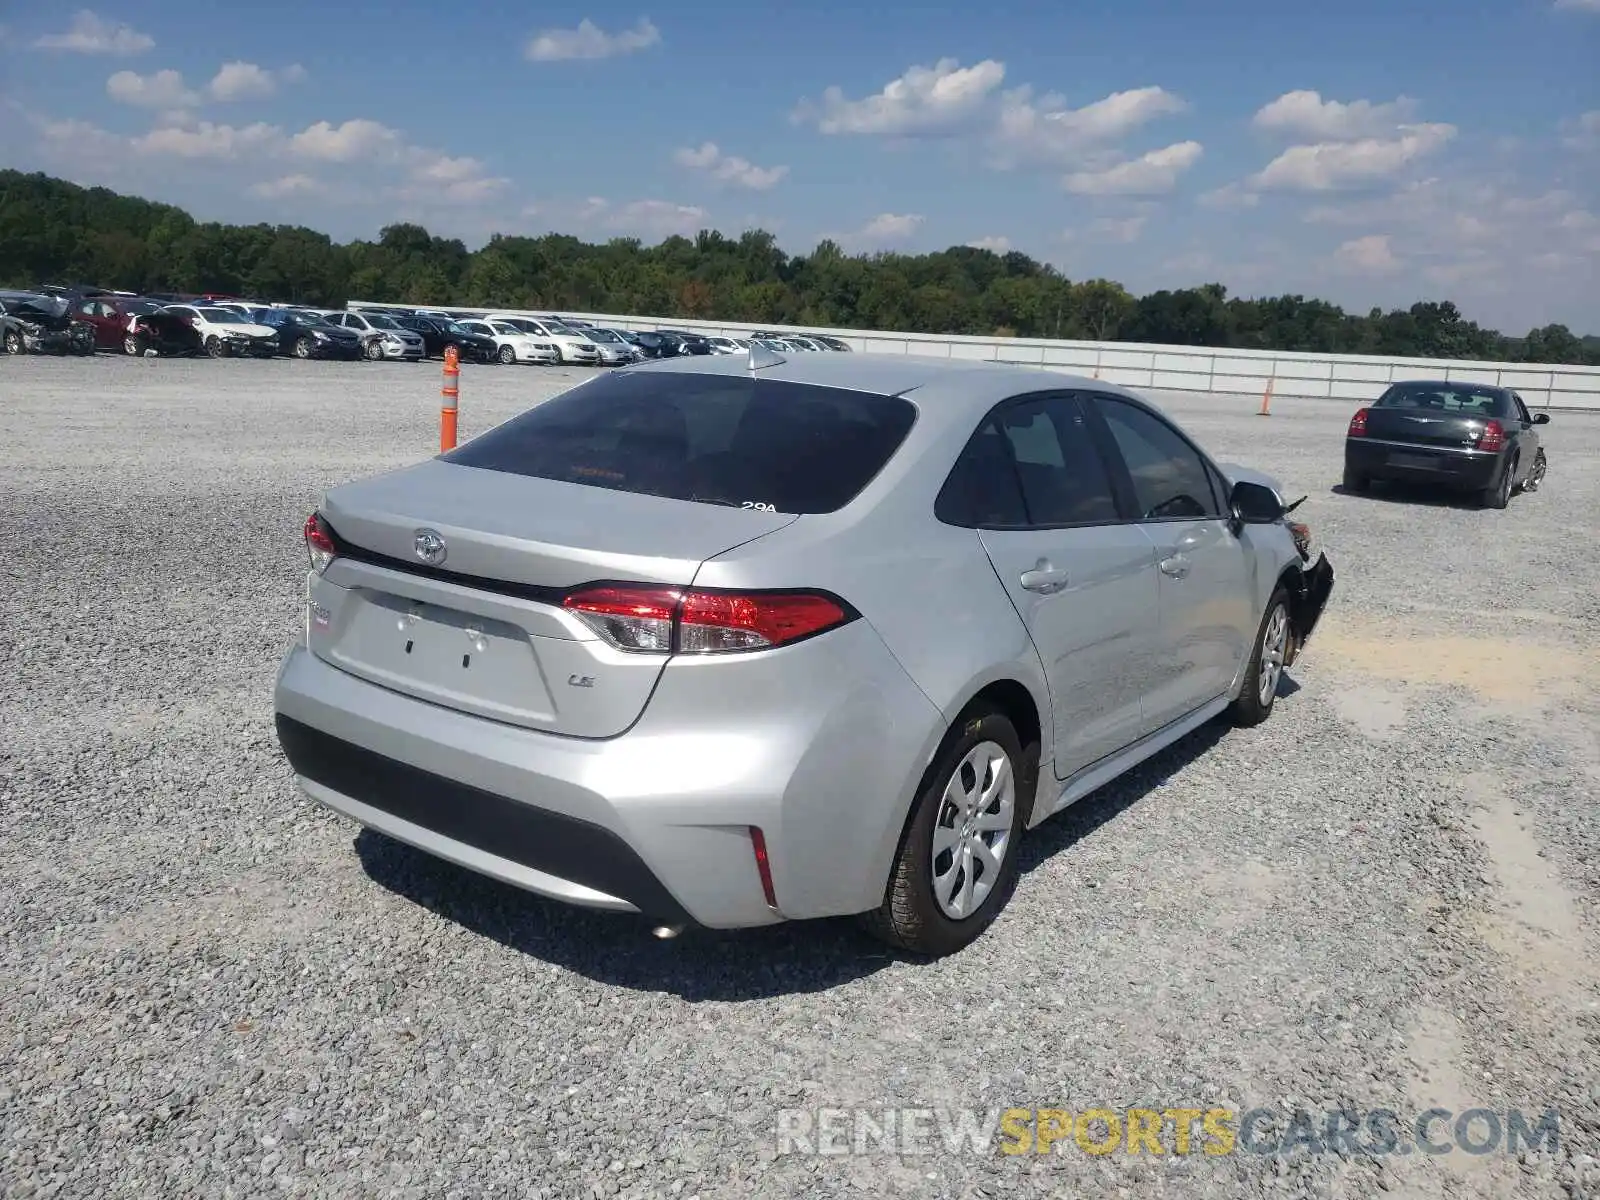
[413,528,447,565]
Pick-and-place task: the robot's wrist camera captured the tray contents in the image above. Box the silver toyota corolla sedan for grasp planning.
[273,349,1334,957]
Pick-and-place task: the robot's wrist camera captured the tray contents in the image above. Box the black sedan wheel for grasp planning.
[4,330,23,355]
[1480,456,1517,510]
[294,339,313,359]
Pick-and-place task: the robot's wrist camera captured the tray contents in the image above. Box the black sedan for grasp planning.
[252,308,364,359]
[1343,380,1549,509]
[393,315,499,363]
[655,328,714,355]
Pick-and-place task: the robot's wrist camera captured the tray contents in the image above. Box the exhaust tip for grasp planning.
[651,924,684,940]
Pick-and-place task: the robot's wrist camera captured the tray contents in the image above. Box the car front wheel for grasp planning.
[861,705,1026,957]
[498,345,516,365]
[1229,587,1291,728]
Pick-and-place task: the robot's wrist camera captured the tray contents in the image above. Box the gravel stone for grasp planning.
[1,356,1596,1198]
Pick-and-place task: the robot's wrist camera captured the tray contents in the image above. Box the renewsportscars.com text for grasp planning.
[775,1105,1562,1159]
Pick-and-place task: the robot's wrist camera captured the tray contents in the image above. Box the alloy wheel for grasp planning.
[1258,602,1289,707]
[930,741,1016,920]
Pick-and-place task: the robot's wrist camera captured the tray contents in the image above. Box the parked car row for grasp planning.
[5,283,851,366]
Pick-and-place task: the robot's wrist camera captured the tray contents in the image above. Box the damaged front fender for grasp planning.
[1281,551,1335,667]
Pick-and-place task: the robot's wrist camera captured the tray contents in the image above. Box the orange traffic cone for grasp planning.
[1257,377,1275,416]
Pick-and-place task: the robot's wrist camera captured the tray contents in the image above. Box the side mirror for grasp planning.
[1533,412,1550,425]
[1230,479,1285,525]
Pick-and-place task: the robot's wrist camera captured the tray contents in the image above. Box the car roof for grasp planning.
[621,351,1135,416]
[1390,378,1507,392]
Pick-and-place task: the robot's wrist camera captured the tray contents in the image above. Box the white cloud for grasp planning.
[966,236,1012,253]
[1561,110,1600,149]
[250,174,323,199]
[133,121,285,161]
[671,142,788,190]
[1197,182,1260,209]
[209,61,306,102]
[1091,216,1147,243]
[1063,140,1203,195]
[794,58,1007,136]
[106,69,198,109]
[35,10,153,55]
[530,197,708,237]
[860,213,923,239]
[1332,234,1402,274]
[524,18,660,62]
[1253,90,1419,140]
[823,212,925,251]
[996,85,1187,164]
[1251,124,1456,190]
[289,119,406,162]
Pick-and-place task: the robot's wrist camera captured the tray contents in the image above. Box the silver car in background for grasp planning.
[273,351,1334,957]
[581,326,642,365]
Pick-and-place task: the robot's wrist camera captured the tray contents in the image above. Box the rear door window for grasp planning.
[443,371,917,514]
[936,395,1121,528]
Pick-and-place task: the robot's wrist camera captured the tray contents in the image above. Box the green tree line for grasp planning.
[2,169,1595,365]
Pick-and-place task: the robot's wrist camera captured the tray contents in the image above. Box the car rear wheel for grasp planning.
[1522,449,1546,493]
[498,345,516,365]
[860,706,1025,957]
[1229,587,1291,728]
[1341,465,1368,493]
[1480,457,1516,510]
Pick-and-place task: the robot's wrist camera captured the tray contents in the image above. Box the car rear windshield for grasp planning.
[1375,383,1511,417]
[442,370,918,514]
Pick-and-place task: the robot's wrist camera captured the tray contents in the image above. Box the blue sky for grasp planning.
[1,2,1596,333]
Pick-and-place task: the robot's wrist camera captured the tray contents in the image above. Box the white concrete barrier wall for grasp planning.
[353,302,1600,411]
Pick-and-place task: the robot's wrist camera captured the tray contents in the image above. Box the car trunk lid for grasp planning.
[1362,406,1492,449]
[309,458,797,737]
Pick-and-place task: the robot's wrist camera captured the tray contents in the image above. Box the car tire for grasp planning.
[859,705,1027,958]
[1480,456,1516,510]
[294,339,313,359]
[364,340,384,361]
[123,335,141,356]
[2,330,21,355]
[1341,465,1368,493]
[1229,586,1291,728]
[205,335,227,358]
[1522,449,1546,493]
[498,345,517,365]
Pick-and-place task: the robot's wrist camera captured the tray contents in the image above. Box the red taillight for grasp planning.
[1347,408,1369,437]
[1478,419,1504,453]
[749,826,778,908]
[303,512,336,574]
[561,584,851,654]
[561,585,679,652]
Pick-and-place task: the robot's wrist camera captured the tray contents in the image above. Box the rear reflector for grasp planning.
[304,512,336,574]
[562,584,852,654]
[1478,419,1505,453]
[749,826,778,908]
[1347,408,1369,437]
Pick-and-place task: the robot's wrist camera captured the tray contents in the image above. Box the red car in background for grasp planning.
[69,294,202,355]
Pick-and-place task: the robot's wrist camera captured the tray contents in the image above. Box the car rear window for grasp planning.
[442,370,918,514]
[1375,383,1511,417]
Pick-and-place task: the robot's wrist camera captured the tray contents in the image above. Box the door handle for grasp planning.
[1159,554,1190,579]
[1020,560,1069,594]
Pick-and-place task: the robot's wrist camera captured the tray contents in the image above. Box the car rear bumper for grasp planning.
[272,620,944,929]
[1345,438,1500,488]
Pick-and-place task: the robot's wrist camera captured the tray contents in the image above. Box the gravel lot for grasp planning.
[3,354,1597,1200]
